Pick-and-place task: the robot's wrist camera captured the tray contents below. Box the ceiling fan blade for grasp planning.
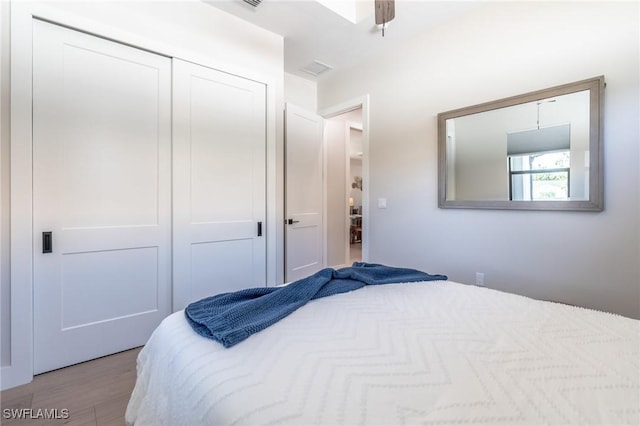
[375,0,395,25]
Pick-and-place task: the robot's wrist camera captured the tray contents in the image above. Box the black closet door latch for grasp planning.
[257,221,263,237]
[42,231,52,254]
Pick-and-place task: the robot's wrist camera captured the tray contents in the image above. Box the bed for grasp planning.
[126,279,639,425]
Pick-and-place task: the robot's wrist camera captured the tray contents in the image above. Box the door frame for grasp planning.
[5,2,280,389]
[319,95,370,265]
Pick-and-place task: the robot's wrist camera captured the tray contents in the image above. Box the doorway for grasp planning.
[347,124,363,264]
[322,104,366,268]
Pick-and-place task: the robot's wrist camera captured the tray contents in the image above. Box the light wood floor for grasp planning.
[0,347,141,426]
[350,242,362,264]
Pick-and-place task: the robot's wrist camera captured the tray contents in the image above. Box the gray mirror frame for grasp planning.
[437,76,604,211]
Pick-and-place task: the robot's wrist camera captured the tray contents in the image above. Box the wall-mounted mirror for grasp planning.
[438,76,604,211]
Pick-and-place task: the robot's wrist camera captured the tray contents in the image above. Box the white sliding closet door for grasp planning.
[32,20,172,374]
[172,59,267,310]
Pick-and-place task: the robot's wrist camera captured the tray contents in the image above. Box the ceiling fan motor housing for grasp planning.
[375,0,395,25]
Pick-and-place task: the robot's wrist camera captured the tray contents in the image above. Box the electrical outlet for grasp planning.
[475,272,485,287]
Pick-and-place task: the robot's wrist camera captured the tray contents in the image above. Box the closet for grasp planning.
[172,59,266,310]
[32,20,266,373]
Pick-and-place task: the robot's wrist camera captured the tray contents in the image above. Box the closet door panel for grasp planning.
[32,20,172,374]
[173,59,266,310]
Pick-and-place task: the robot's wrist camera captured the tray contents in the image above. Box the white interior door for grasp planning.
[32,20,172,374]
[172,59,266,310]
[285,103,324,282]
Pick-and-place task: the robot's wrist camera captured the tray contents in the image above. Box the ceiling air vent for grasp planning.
[300,60,333,77]
[242,0,262,7]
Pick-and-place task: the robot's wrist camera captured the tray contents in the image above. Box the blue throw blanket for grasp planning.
[185,262,447,348]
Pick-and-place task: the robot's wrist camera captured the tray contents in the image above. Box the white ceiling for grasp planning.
[204,0,482,81]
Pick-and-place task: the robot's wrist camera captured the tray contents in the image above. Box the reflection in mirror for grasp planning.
[438,76,604,211]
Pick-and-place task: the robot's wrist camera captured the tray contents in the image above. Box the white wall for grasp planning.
[284,72,317,112]
[1,0,11,368]
[319,1,640,319]
[325,116,348,266]
[2,0,284,389]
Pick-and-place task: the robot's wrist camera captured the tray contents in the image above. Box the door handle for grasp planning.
[287,219,300,225]
[42,231,52,253]
[257,221,263,237]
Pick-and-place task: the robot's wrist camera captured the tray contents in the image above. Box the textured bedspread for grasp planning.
[185,263,446,347]
[126,281,639,425]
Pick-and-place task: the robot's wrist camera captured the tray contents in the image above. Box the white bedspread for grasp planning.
[126,281,639,425]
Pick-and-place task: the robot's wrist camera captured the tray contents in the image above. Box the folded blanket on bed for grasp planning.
[185,262,447,348]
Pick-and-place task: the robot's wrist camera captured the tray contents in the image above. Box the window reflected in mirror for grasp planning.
[509,151,570,201]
